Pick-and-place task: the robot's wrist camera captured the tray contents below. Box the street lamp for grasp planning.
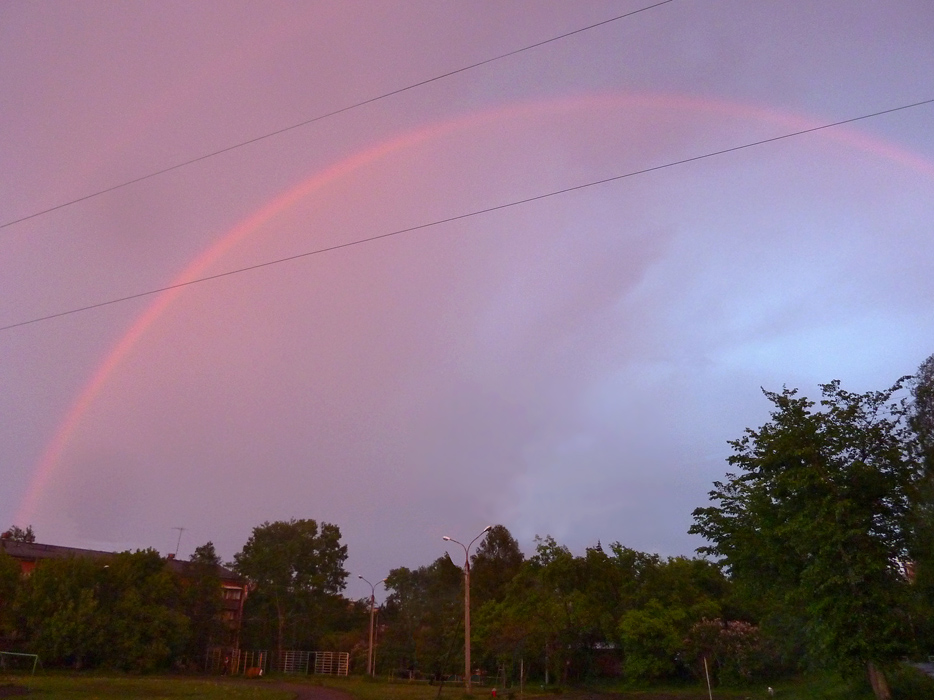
[358,575,385,677]
[443,525,491,694]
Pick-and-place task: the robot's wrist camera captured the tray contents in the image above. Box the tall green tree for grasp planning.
[470,524,524,608]
[101,549,189,671]
[907,353,934,651]
[616,555,729,680]
[233,519,348,657]
[0,549,22,642]
[690,380,922,700]
[18,549,187,671]
[476,536,591,684]
[910,353,934,468]
[179,542,224,663]
[382,555,463,677]
[19,556,104,668]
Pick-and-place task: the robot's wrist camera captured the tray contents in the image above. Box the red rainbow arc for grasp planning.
[16,92,934,525]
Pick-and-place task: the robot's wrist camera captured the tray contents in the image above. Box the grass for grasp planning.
[291,667,934,700]
[750,666,934,700]
[2,667,931,700]
[292,674,751,700]
[0,672,293,700]
[281,675,471,700]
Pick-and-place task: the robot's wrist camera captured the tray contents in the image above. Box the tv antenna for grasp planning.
[172,527,186,557]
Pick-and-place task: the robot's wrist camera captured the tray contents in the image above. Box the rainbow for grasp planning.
[16,92,934,525]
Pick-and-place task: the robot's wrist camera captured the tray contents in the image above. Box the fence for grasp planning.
[205,648,266,675]
[277,650,309,674]
[206,647,348,676]
[313,651,349,676]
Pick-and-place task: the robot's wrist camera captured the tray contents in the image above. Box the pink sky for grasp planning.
[2,1,934,600]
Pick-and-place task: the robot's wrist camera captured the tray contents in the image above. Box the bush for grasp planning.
[683,618,781,685]
[890,664,934,699]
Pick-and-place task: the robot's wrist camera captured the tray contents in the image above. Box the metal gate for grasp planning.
[313,651,349,676]
[278,650,311,674]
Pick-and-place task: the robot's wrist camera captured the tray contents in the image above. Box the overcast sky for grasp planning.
[2,1,934,601]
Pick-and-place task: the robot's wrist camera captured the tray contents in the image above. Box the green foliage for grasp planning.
[908,354,934,653]
[611,557,730,681]
[381,555,463,676]
[191,541,222,567]
[17,550,189,671]
[233,518,349,654]
[889,664,934,700]
[683,618,778,685]
[691,379,922,692]
[234,519,348,595]
[18,556,106,667]
[104,550,189,671]
[617,600,684,679]
[471,533,739,684]
[178,541,225,663]
[514,536,586,683]
[470,524,524,608]
[0,547,20,635]
[910,353,934,470]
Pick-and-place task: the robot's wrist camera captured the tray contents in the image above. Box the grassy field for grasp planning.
[304,675,752,700]
[2,667,931,700]
[302,666,934,700]
[0,673,292,700]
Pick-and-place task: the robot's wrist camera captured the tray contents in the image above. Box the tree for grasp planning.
[683,618,775,685]
[907,353,934,651]
[101,549,189,671]
[233,519,348,657]
[382,555,463,677]
[179,542,224,663]
[470,525,524,608]
[18,549,187,671]
[690,380,922,700]
[618,600,685,679]
[476,536,590,684]
[0,548,22,638]
[191,541,222,568]
[4,525,36,543]
[909,353,934,469]
[19,556,105,668]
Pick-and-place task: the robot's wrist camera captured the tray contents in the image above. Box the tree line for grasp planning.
[0,541,230,671]
[0,520,363,671]
[378,355,934,700]
[0,354,931,698]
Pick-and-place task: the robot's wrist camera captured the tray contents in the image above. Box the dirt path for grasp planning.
[264,681,353,700]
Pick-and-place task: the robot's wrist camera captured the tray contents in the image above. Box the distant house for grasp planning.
[0,534,248,646]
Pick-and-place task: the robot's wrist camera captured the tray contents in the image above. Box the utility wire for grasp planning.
[1,0,675,231]
[2,96,931,334]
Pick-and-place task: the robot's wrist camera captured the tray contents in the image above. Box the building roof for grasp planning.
[0,538,242,583]
[0,538,114,563]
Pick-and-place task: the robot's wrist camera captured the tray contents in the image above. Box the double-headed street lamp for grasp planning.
[443,525,491,694]
[358,575,385,677]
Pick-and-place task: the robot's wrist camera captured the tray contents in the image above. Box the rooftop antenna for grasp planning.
[172,527,186,558]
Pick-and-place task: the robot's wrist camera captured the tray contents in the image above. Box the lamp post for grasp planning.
[358,575,385,676]
[443,525,491,694]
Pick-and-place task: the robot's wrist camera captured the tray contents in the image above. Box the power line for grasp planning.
[3,96,931,335]
[1,0,676,231]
